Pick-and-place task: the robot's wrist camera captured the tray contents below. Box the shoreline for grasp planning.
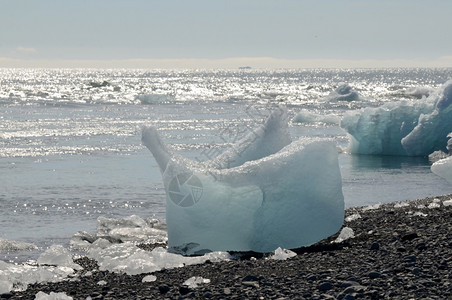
[7,194,452,299]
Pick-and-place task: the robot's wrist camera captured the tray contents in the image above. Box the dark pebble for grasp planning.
[370,242,380,250]
[368,272,381,279]
[318,282,333,291]
[179,286,191,295]
[158,285,170,294]
[401,232,419,241]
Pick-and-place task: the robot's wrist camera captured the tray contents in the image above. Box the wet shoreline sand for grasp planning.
[8,194,452,299]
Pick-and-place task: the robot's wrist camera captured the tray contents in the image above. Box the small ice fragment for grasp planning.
[443,199,452,207]
[333,227,354,243]
[142,275,157,283]
[432,198,441,203]
[428,202,440,209]
[183,276,210,288]
[345,213,361,222]
[84,271,92,277]
[97,280,107,286]
[413,211,428,217]
[362,203,380,211]
[270,247,297,260]
[35,291,73,300]
[394,202,410,208]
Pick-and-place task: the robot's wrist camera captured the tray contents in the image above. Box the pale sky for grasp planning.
[1,0,452,68]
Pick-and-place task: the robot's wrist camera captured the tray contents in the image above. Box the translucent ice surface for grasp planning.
[142,109,344,254]
[341,80,452,156]
[431,156,452,183]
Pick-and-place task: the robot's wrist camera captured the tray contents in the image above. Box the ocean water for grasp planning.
[1,68,452,262]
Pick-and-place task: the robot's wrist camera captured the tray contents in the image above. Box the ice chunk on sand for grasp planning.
[334,227,354,243]
[183,276,211,288]
[270,247,297,260]
[142,110,344,254]
[341,80,452,156]
[142,275,157,283]
[443,199,452,207]
[35,291,73,300]
[345,213,361,222]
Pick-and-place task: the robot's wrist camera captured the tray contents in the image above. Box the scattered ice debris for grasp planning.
[443,199,452,207]
[342,80,452,156]
[270,247,297,260]
[37,245,81,270]
[97,280,107,286]
[417,205,426,209]
[394,202,410,208]
[0,238,37,253]
[87,243,231,276]
[35,291,73,300]
[333,227,355,243]
[345,213,361,222]
[142,107,344,254]
[362,203,380,211]
[183,276,211,288]
[142,275,157,283]
[413,211,428,217]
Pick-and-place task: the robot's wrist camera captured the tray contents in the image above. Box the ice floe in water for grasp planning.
[326,83,361,102]
[431,133,452,183]
[142,107,344,254]
[293,109,341,125]
[341,80,452,156]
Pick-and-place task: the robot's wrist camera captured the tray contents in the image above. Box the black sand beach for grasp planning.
[6,194,452,299]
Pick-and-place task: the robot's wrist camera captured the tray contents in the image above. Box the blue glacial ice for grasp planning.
[341,80,452,156]
[142,109,344,254]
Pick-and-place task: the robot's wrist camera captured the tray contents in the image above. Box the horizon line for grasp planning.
[2,56,452,69]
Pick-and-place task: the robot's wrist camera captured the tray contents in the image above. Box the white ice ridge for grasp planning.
[142,108,344,254]
[341,80,452,156]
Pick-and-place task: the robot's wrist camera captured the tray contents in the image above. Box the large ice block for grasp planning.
[142,110,344,254]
